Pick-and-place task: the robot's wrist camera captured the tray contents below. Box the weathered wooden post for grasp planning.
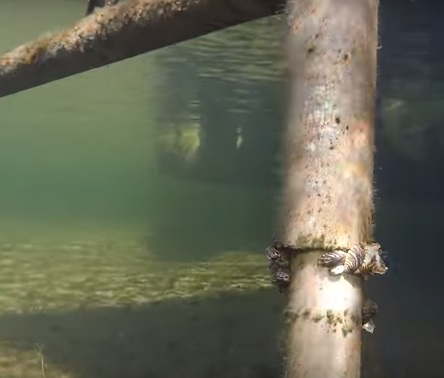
[267,0,383,377]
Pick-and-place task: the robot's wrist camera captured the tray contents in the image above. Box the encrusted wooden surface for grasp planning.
[281,0,379,377]
[278,0,378,251]
[0,0,283,98]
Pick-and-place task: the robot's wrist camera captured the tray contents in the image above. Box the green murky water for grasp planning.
[0,1,286,377]
[0,1,444,377]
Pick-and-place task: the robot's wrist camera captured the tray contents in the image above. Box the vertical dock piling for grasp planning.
[279,0,379,377]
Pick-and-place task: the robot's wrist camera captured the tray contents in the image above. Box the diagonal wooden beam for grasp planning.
[86,0,121,15]
[0,0,283,98]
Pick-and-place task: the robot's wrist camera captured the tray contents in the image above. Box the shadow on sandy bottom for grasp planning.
[0,290,286,378]
[0,285,442,378]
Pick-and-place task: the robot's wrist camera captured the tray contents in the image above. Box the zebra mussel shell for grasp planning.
[358,243,388,277]
[272,267,291,293]
[265,245,281,261]
[361,298,378,333]
[265,243,292,293]
[317,250,348,273]
[318,243,388,278]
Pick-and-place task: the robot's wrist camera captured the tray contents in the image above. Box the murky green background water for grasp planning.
[0,2,284,377]
[0,0,443,377]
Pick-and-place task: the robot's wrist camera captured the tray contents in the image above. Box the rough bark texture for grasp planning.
[0,0,283,98]
[86,0,121,15]
[280,0,379,377]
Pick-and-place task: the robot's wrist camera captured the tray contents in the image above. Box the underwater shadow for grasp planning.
[0,281,441,377]
[144,180,276,262]
[0,290,285,378]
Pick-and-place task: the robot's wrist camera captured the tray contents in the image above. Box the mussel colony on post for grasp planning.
[265,241,388,333]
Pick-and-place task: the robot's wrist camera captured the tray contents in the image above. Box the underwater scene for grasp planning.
[0,0,442,377]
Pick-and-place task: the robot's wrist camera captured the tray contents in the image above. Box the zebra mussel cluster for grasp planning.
[318,242,387,333]
[317,242,388,278]
[265,241,386,333]
[265,242,292,293]
[361,298,378,333]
